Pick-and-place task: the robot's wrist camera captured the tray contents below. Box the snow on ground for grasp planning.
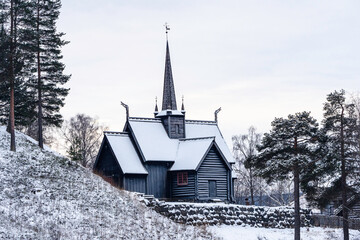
[210,225,360,240]
[0,126,217,239]
[1,126,359,240]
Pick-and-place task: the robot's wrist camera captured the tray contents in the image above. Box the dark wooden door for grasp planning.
[209,180,217,197]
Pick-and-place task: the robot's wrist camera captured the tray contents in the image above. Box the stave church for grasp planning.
[94,32,235,202]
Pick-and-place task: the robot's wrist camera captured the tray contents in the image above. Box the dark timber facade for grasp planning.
[94,38,235,202]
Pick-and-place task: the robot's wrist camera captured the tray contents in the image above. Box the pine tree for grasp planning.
[321,90,357,240]
[30,0,70,148]
[0,0,37,141]
[254,112,319,240]
[0,0,69,149]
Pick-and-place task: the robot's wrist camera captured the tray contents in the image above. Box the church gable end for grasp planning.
[197,146,229,200]
[94,139,124,188]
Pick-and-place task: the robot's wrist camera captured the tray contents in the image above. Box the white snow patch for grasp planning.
[210,225,360,240]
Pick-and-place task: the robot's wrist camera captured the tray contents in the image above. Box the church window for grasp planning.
[175,124,180,134]
[177,172,188,186]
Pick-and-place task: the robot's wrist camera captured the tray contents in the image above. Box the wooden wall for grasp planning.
[94,140,124,188]
[197,146,229,201]
[170,171,196,199]
[146,162,170,198]
[125,175,146,193]
[161,115,185,139]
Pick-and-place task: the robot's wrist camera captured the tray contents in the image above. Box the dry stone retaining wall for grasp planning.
[140,196,312,228]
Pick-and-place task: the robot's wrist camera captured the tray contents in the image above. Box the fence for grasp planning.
[312,214,360,230]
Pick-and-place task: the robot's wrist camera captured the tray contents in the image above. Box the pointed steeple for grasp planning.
[162,40,177,110]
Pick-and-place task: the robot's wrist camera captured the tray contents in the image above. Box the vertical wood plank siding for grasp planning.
[171,171,196,199]
[125,175,146,193]
[161,116,185,139]
[94,141,124,188]
[197,147,228,200]
[146,162,170,198]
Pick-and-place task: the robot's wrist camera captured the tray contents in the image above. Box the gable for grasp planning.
[185,121,235,164]
[94,138,123,175]
[170,137,214,171]
[105,133,148,174]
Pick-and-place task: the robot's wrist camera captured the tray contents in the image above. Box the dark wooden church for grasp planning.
[94,37,235,202]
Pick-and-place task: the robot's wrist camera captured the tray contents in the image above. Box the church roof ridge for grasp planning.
[104,131,128,135]
[179,136,215,141]
[185,119,217,125]
[128,117,161,122]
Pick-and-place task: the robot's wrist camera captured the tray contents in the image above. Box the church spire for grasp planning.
[162,23,177,111]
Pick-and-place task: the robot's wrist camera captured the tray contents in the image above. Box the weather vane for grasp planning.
[164,22,170,39]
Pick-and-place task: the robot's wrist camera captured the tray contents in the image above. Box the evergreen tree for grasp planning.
[254,112,319,240]
[0,0,69,148]
[30,0,70,148]
[0,0,37,140]
[320,90,357,240]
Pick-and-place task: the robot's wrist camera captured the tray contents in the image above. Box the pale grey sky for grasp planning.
[57,0,360,146]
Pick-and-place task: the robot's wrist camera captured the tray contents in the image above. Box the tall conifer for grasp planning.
[254,112,319,240]
[321,90,357,240]
[0,0,36,141]
[31,0,70,148]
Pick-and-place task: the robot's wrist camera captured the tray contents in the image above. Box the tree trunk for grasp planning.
[249,167,254,205]
[293,137,300,240]
[293,166,300,240]
[36,0,43,149]
[9,0,16,152]
[340,106,349,240]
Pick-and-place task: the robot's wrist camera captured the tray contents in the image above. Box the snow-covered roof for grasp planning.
[185,121,235,164]
[128,119,178,161]
[170,137,214,171]
[127,118,234,166]
[105,132,148,174]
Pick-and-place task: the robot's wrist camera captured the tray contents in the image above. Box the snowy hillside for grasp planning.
[0,126,216,239]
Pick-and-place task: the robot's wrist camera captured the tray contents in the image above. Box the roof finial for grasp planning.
[214,107,221,123]
[181,95,185,112]
[155,96,158,112]
[121,101,129,120]
[164,22,170,40]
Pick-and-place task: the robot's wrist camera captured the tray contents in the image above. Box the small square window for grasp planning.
[177,172,188,186]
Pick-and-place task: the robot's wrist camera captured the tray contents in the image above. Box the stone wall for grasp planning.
[140,196,312,228]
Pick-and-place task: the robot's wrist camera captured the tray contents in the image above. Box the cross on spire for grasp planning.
[164,22,170,40]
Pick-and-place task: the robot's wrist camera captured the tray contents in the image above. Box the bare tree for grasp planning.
[61,114,107,167]
[232,126,265,205]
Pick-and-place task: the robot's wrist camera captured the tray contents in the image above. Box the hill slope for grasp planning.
[0,127,215,239]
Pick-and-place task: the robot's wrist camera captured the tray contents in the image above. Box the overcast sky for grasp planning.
[57,0,360,146]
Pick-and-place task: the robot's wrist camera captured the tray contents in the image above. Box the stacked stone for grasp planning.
[147,199,312,228]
